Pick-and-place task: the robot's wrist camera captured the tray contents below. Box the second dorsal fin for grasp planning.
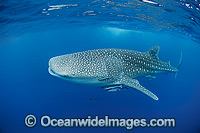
[146,45,160,60]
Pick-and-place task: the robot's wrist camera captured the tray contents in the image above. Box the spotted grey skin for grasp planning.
[48,46,182,100]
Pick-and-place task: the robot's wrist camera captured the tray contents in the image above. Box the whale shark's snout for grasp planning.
[48,55,74,78]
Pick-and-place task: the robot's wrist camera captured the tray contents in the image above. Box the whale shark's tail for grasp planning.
[175,52,183,79]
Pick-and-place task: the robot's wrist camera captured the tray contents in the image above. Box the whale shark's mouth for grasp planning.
[48,67,86,83]
[48,67,67,78]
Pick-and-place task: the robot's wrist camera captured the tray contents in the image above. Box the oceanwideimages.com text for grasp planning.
[25,115,175,129]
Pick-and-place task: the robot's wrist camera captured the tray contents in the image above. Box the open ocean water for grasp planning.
[0,0,200,133]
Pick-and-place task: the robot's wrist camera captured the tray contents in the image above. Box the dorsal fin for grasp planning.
[167,61,170,65]
[146,45,160,60]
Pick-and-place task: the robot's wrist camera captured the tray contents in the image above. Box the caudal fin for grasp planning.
[175,52,183,79]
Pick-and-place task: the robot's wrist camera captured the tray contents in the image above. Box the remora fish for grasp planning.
[48,46,182,100]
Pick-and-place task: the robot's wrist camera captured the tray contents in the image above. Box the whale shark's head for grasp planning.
[48,55,78,79]
[48,54,104,84]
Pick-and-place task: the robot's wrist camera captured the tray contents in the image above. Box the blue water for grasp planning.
[1,0,200,133]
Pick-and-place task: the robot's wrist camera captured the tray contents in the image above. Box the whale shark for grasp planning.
[48,46,182,100]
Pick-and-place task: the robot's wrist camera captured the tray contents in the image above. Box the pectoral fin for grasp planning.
[120,75,159,100]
